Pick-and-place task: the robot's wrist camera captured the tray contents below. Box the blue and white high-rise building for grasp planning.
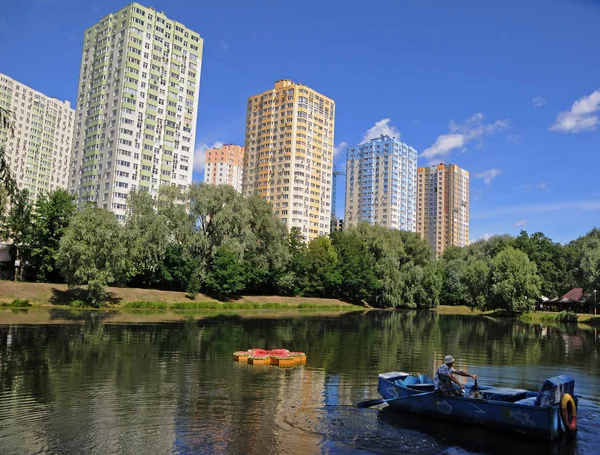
[344,134,417,232]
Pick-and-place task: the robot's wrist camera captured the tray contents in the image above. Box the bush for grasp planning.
[3,298,31,307]
[556,311,578,323]
[70,300,88,309]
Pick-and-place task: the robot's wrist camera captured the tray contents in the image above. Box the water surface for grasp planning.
[0,309,598,454]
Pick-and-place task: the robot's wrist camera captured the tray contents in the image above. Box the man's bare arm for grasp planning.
[454,370,478,380]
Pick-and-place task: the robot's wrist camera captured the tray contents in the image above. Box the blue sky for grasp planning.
[1,0,599,243]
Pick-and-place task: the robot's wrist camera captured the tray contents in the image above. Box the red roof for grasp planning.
[561,288,584,302]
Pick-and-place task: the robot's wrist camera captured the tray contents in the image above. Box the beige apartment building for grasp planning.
[417,163,469,257]
[242,79,335,241]
[0,73,75,198]
[203,144,244,192]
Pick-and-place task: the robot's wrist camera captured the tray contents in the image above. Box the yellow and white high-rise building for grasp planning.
[417,163,469,257]
[243,80,335,241]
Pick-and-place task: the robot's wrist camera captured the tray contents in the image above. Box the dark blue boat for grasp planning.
[375,371,579,440]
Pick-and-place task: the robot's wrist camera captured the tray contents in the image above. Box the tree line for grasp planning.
[2,182,600,312]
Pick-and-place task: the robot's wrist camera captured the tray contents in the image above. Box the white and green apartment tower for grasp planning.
[0,73,75,198]
[69,3,203,219]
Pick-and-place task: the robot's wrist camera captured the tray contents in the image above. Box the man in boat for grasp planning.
[434,355,478,396]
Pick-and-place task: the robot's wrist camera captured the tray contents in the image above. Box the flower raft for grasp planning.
[233,348,306,367]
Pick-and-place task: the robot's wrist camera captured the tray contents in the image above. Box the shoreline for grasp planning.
[1,280,599,326]
[435,304,600,327]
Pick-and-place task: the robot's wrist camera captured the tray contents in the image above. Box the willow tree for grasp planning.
[0,107,18,203]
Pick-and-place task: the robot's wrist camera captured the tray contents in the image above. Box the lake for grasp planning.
[0,308,598,454]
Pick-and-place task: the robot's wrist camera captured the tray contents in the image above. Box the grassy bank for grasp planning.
[437,304,600,326]
[0,280,362,311]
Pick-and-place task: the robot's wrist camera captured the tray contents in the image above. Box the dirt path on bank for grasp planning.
[0,280,356,307]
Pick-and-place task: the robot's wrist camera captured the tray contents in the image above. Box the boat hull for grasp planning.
[377,373,570,440]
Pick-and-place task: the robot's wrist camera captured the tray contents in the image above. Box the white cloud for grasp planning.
[421,113,509,162]
[474,168,502,184]
[333,141,347,157]
[474,233,494,241]
[219,40,229,52]
[532,96,546,107]
[420,134,466,161]
[193,141,224,172]
[507,134,521,145]
[550,89,600,133]
[360,119,401,144]
[513,219,527,228]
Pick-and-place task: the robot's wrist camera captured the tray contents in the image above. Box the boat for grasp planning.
[369,371,579,441]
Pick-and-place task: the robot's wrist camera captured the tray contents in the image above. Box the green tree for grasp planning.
[488,247,541,313]
[462,258,491,311]
[414,263,444,309]
[514,230,572,297]
[0,107,18,202]
[242,195,289,294]
[0,188,33,280]
[578,237,600,295]
[301,236,342,296]
[203,244,246,298]
[274,227,307,296]
[125,190,169,287]
[439,256,468,306]
[28,189,76,283]
[56,207,130,306]
[331,228,380,305]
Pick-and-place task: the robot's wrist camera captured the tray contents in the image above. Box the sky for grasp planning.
[1,0,600,244]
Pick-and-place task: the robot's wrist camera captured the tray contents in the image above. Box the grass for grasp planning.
[122,300,359,311]
[1,298,31,308]
[0,280,361,310]
[437,304,593,325]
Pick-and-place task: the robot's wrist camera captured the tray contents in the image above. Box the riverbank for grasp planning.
[0,280,361,310]
[437,304,600,326]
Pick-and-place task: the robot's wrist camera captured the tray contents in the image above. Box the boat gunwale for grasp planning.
[378,375,559,413]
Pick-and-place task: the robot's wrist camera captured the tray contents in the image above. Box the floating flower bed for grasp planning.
[233,348,306,367]
[248,356,270,365]
[232,351,250,362]
[290,352,307,364]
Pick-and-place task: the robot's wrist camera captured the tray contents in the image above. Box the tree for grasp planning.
[203,244,246,298]
[488,247,541,314]
[439,256,468,306]
[0,107,18,202]
[300,236,342,296]
[242,195,289,294]
[514,230,573,297]
[125,190,169,287]
[56,207,130,306]
[414,263,444,309]
[462,259,491,311]
[28,189,76,282]
[331,228,380,305]
[578,237,600,295]
[0,188,33,280]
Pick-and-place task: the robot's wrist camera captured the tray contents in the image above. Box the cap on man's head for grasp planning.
[444,355,455,364]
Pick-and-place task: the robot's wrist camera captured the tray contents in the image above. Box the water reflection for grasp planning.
[0,310,598,454]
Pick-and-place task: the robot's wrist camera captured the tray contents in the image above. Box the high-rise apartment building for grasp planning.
[242,80,335,241]
[69,3,203,219]
[0,73,75,198]
[203,144,244,192]
[417,163,469,257]
[345,134,417,232]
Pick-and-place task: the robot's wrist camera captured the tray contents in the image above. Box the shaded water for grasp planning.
[0,309,599,454]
